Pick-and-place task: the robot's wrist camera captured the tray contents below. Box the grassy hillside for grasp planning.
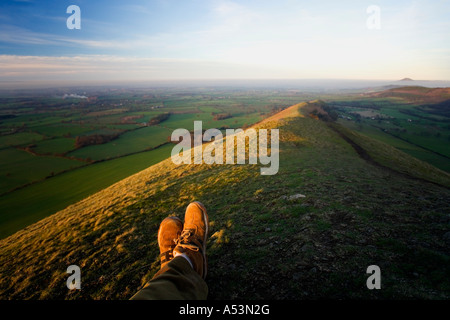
[367,86,450,104]
[329,93,450,173]
[0,102,449,299]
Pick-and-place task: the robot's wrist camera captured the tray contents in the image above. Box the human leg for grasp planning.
[130,202,209,300]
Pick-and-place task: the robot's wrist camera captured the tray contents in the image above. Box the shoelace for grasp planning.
[175,229,201,252]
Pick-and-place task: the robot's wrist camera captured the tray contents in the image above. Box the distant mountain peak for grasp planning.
[400,78,413,81]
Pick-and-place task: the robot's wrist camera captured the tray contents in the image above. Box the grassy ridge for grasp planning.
[0,102,449,299]
[330,95,450,173]
[330,123,450,187]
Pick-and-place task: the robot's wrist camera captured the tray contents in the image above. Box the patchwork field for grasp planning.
[328,95,450,172]
[0,87,304,238]
[0,85,448,241]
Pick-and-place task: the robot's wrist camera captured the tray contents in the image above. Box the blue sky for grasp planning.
[1,0,449,83]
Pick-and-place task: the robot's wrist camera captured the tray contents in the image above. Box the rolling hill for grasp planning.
[0,101,449,299]
[366,86,450,104]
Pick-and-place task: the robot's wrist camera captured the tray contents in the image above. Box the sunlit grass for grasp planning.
[0,102,449,299]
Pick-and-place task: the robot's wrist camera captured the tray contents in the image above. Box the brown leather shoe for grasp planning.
[174,201,209,279]
[158,216,183,268]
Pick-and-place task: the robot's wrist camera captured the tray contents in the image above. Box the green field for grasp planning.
[0,147,85,195]
[33,137,76,155]
[0,143,174,238]
[68,126,173,161]
[30,124,93,138]
[0,87,304,238]
[0,131,44,148]
[330,97,450,172]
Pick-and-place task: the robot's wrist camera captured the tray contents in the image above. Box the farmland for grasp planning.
[327,96,450,172]
[0,86,307,238]
[1,85,449,239]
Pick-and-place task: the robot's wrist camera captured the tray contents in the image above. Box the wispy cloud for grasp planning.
[0,54,261,81]
[0,0,449,81]
[2,50,447,84]
[3,53,346,84]
[0,25,61,46]
[0,25,156,51]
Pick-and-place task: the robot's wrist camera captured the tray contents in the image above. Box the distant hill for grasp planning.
[399,78,414,81]
[0,101,449,299]
[366,86,450,104]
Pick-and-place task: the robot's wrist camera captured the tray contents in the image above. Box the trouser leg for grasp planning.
[130,256,208,300]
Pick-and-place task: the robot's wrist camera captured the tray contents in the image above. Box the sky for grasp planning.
[0,0,449,84]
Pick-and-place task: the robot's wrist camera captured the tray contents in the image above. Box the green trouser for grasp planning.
[130,256,208,300]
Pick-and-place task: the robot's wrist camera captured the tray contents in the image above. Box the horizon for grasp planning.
[1,78,450,92]
[1,1,450,84]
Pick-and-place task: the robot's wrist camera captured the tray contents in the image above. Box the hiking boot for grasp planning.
[158,216,183,268]
[174,201,209,279]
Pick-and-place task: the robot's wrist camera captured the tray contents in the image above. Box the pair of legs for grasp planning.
[131,202,209,300]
